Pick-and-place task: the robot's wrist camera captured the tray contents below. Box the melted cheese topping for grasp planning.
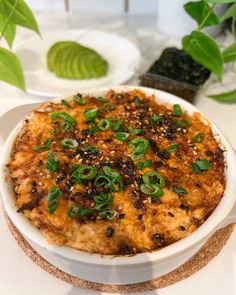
[8,89,225,255]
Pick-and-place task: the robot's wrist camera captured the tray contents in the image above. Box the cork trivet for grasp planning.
[5,213,235,293]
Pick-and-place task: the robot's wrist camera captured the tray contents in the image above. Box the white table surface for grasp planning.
[0,12,236,295]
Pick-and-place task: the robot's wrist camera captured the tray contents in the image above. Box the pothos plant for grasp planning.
[0,0,40,91]
[182,0,236,102]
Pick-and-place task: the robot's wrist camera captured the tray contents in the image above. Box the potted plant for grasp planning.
[0,0,40,91]
[141,0,236,103]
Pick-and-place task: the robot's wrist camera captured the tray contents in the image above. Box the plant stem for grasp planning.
[197,3,217,31]
[0,0,19,41]
[232,16,236,41]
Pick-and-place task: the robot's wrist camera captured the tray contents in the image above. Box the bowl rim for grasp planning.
[1,85,236,266]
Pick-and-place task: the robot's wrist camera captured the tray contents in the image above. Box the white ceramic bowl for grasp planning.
[1,86,236,285]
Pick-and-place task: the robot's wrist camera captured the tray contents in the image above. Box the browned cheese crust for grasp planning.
[8,89,226,255]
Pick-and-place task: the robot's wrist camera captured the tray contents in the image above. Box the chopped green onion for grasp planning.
[103,166,120,179]
[94,193,113,210]
[150,115,164,125]
[173,186,188,195]
[191,163,201,174]
[71,167,81,184]
[96,96,108,104]
[73,94,86,105]
[61,99,71,108]
[97,118,111,131]
[110,176,124,192]
[94,174,111,188]
[88,125,100,134]
[51,112,76,124]
[47,186,63,214]
[98,210,117,220]
[103,103,116,112]
[60,138,78,149]
[115,132,130,142]
[80,145,99,153]
[191,158,212,174]
[111,118,123,131]
[192,132,204,143]
[60,121,74,131]
[34,138,52,153]
[50,128,59,135]
[68,204,93,218]
[133,96,141,106]
[94,194,113,205]
[83,108,98,122]
[172,104,183,117]
[129,137,149,151]
[128,127,142,135]
[142,171,166,188]
[137,159,152,169]
[76,165,97,180]
[129,137,150,161]
[140,183,164,198]
[165,144,179,153]
[176,119,190,128]
[45,152,59,172]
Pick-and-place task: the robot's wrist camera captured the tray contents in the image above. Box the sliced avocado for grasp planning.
[67,45,86,79]
[54,45,77,78]
[86,53,108,78]
[47,40,109,80]
[56,45,79,78]
[75,47,94,79]
[47,41,76,71]
[83,49,108,79]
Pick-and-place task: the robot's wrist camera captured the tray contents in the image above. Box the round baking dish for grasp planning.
[1,86,236,285]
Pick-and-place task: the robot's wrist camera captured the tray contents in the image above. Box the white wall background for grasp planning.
[24,0,158,14]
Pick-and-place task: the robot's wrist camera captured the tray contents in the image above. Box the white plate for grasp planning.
[15,30,141,98]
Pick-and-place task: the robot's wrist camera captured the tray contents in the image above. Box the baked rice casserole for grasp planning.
[8,89,226,255]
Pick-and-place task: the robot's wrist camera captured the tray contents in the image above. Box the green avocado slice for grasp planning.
[56,45,81,78]
[47,41,76,71]
[54,45,78,78]
[47,41,109,79]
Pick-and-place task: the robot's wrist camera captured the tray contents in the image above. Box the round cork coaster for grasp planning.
[5,213,235,293]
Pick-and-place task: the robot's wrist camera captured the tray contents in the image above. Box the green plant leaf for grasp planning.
[208,0,236,3]
[184,1,219,28]
[0,12,16,47]
[222,42,236,63]
[220,3,236,21]
[0,47,25,91]
[0,0,40,35]
[182,30,223,80]
[208,89,236,103]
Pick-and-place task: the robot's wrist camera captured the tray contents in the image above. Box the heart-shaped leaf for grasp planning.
[184,1,220,28]
[208,89,236,103]
[182,30,223,80]
[208,0,236,3]
[222,42,236,63]
[1,0,40,35]
[0,13,16,48]
[0,47,25,91]
[220,3,236,21]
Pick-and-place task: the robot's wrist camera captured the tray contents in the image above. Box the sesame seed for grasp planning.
[118,204,123,211]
